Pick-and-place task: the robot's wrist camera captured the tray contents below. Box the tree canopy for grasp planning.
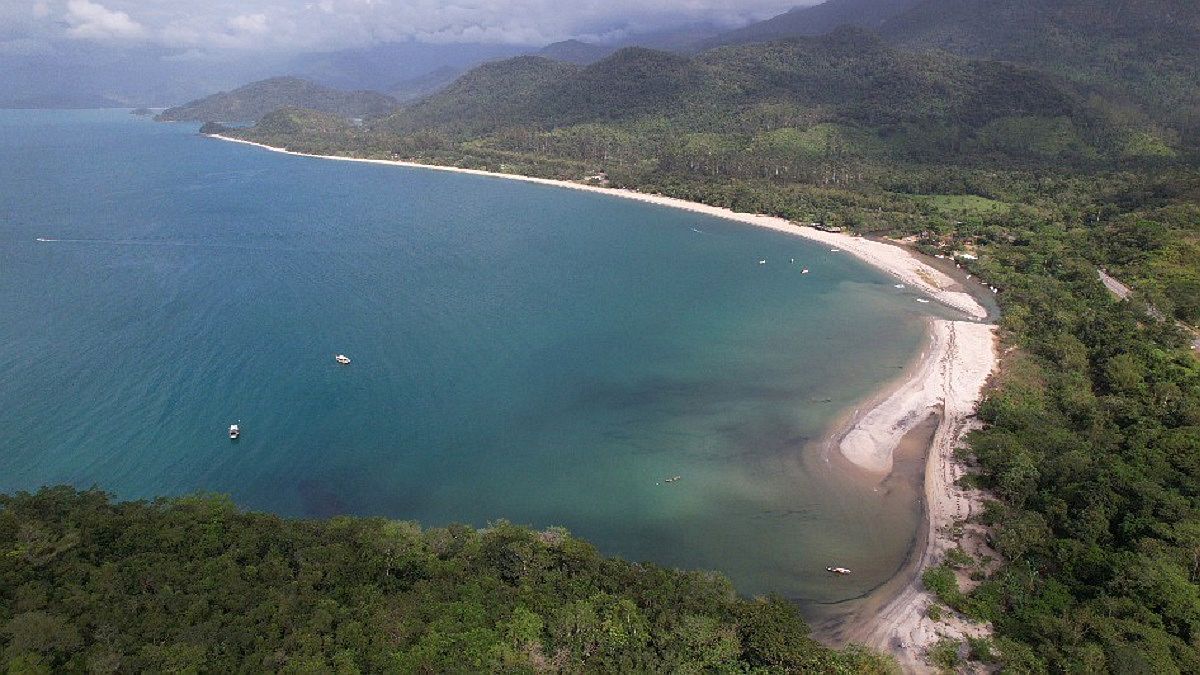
[0,488,892,673]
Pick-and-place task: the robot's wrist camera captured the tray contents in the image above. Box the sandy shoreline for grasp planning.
[208,133,1000,670]
[210,135,987,321]
[840,321,997,669]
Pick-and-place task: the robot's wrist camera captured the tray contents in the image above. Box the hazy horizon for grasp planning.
[0,0,825,107]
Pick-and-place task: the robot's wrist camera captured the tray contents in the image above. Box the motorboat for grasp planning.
[335,354,351,365]
[826,566,852,575]
[229,424,240,440]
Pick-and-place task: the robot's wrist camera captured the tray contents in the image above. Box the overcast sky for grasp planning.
[1,0,807,55]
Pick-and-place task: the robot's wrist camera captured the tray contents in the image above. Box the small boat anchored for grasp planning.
[826,566,852,575]
[335,354,351,365]
[229,424,240,440]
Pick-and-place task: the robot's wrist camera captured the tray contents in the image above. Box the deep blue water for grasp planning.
[0,109,940,602]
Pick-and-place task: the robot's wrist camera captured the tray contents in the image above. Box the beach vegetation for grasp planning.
[921,565,963,608]
[943,547,973,570]
[926,638,961,671]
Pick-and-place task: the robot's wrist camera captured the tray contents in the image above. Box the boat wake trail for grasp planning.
[34,237,280,251]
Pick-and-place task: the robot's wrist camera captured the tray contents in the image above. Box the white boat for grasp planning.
[758,260,767,265]
[801,268,810,274]
[335,354,351,365]
[229,424,240,440]
[916,298,931,304]
[826,566,852,575]
[894,284,906,289]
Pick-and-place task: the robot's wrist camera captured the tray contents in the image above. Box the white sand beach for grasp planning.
[843,321,998,671]
[210,134,1001,669]
[211,135,987,321]
[839,320,996,474]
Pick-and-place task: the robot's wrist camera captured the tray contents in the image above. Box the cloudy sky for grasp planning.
[2,0,806,55]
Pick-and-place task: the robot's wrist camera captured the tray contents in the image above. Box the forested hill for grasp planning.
[382,28,1110,164]
[537,40,616,65]
[156,77,398,124]
[701,0,922,48]
[0,488,892,672]
[389,56,581,134]
[879,0,1200,123]
[707,0,1199,136]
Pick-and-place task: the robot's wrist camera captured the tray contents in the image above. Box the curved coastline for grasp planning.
[208,135,986,321]
[206,133,1000,667]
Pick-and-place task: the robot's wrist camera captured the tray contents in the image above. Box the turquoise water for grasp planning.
[0,109,938,603]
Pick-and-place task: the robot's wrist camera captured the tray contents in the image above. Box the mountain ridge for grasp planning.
[156,76,400,123]
[702,0,922,48]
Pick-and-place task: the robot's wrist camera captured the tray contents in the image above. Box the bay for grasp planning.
[0,109,936,604]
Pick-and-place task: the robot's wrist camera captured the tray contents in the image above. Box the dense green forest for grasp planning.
[708,0,1200,140]
[377,29,1136,165]
[910,171,1200,671]
[0,488,892,672]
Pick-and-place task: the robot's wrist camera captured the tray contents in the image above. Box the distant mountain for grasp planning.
[878,0,1200,118]
[389,66,464,103]
[704,0,922,48]
[0,42,293,110]
[620,23,728,52]
[693,0,1199,137]
[285,42,528,92]
[156,77,398,123]
[0,93,131,110]
[537,40,616,65]
[381,28,1097,161]
[387,56,581,133]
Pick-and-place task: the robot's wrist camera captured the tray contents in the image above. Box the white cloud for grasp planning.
[16,0,806,53]
[228,13,268,35]
[64,0,146,41]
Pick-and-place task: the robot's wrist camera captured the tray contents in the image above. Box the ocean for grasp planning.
[0,108,940,605]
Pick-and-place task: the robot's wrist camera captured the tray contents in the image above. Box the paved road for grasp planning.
[1097,268,1133,299]
[1099,269,1198,353]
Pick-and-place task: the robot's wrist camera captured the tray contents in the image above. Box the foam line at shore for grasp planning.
[209,135,987,321]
